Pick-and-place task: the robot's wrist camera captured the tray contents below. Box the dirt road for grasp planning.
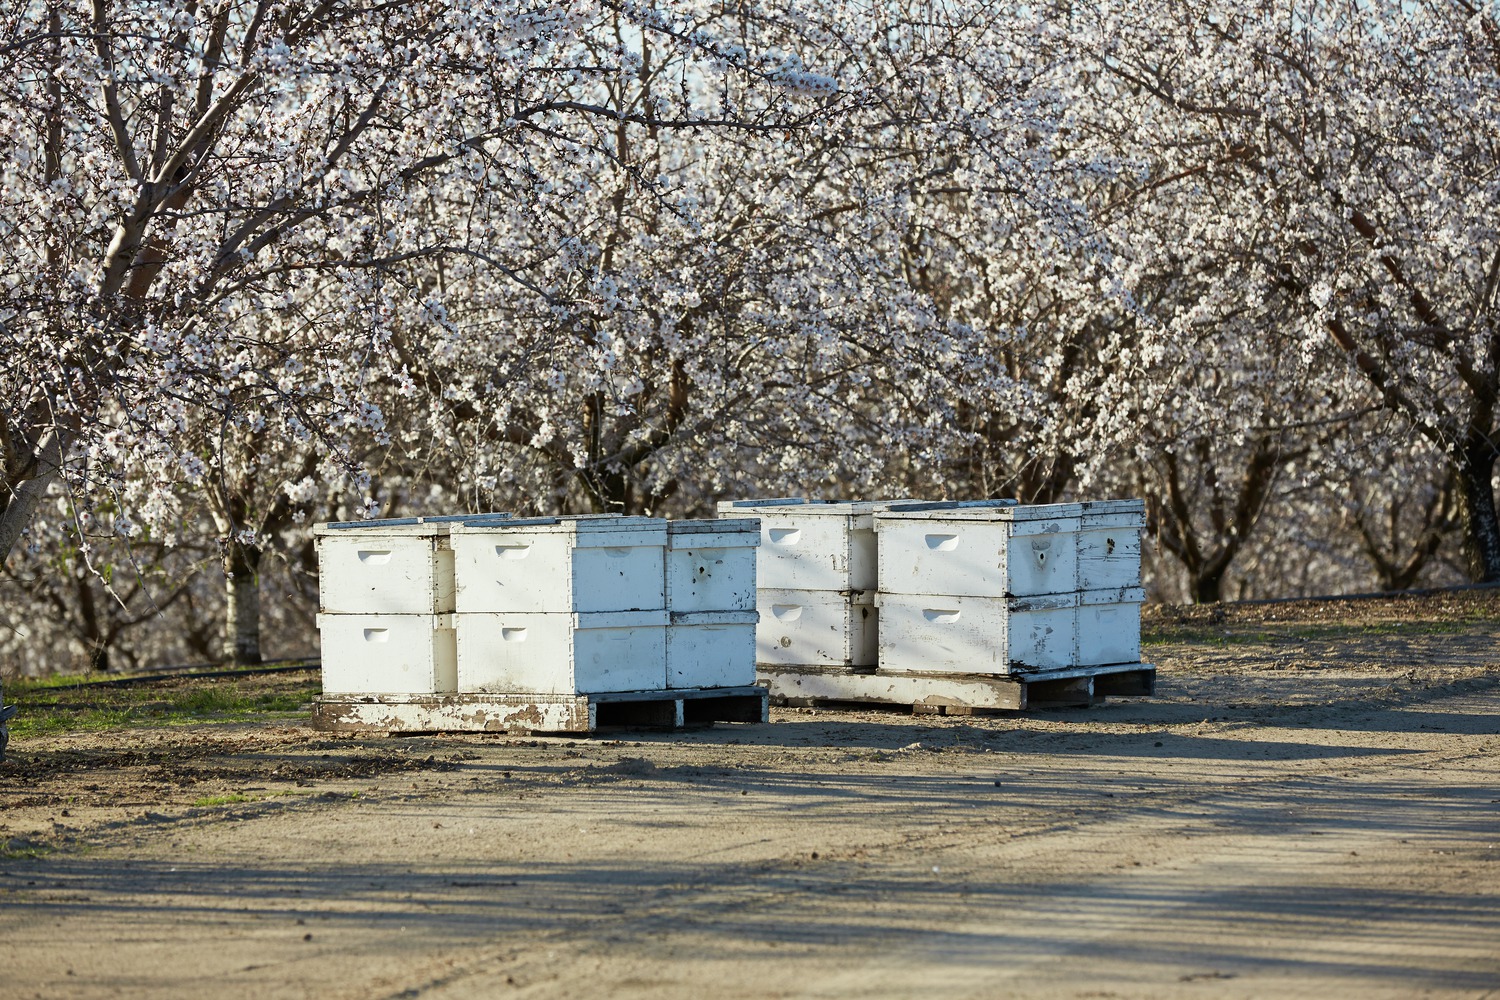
[3,603,1499,999]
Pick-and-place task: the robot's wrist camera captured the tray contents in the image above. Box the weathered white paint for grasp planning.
[666,609,758,688]
[315,613,457,694]
[754,588,877,667]
[450,517,667,614]
[1076,586,1145,666]
[665,519,759,613]
[455,609,669,694]
[310,685,769,734]
[313,692,596,733]
[314,515,512,615]
[757,661,1154,712]
[1077,500,1146,591]
[873,592,1079,673]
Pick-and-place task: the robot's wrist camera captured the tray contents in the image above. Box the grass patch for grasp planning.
[3,672,321,739]
[0,837,56,860]
[1143,628,1275,647]
[191,792,262,807]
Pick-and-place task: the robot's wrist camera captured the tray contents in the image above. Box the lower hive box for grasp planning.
[455,610,669,694]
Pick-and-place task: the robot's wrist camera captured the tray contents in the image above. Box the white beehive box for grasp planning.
[315,514,510,615]
[874,592,1078,674]
[1077,500,1145,590]
[875,501,1081,599]
[450,517,667,614]
[456,610,668,694]
[316,613,457,694]
[667,610,758,688]
[666,519,759,613]
[1077,586,1145,666]
[755,589,876,667]
[715,498,914,592]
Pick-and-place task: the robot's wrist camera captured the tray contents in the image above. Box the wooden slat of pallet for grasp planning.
[311,686,768,735]
[758,664,1155,712]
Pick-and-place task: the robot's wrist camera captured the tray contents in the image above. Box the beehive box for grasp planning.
[1077,586,1145,667]
[450,516,666,614]
[666,519,759,613]
[315,514,511,615]
[316,613,457,694]
[873,592,1078,674]
[667,610,758,688]
[754,589,876,668]
[715,499,914,592]
[456,610,669,694]
[875,501,1081,599]
[1078,500,1146,590]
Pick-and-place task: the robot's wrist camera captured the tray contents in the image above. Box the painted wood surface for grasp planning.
[315,613,457,695]
[317,533,454,615]
[875,514,1082,599]
[450,522,667,614]
[754,588,877,667]
[666,611,758,688]
[455,610,669,694]
[666,519,759,613]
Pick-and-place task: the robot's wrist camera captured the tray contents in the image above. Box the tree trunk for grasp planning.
[1192,568,1224,605]
[0,430,62,565]
[222,538,263,665]
[1456,439,1500,583]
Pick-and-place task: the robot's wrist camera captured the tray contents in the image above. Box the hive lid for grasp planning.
[316,512,511,534]
[315,515,510,530]
[448,516,667,545]
[1079,498,1147,517]
[878,500,1082,521]
[716,498,919,517]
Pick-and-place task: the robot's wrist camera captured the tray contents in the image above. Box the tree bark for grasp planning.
[1456,437,1500,583]
[222,537,263,665]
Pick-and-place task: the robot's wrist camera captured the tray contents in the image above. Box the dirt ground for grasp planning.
[3,592,1499,999]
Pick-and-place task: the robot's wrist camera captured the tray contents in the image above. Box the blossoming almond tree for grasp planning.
[1059,0,1500,581]
[1,1,847,660]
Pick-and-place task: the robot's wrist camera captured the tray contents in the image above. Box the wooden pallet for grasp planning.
[311,686,769,735]
[758,663,1155,713]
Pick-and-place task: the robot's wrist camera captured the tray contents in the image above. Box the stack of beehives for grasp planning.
[722,498,1152,710]
[873,499,1147,675]
[315,513,512,696]
[714,499,915,673]
[665,519,762,688]
[312,514,766,732]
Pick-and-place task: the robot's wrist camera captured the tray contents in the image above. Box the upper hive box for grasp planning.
[315,514,511,615]
[715,498,915,592]
[665,518,760,613]
[1077,499,1146,590]
[875,501,1082,598]
[449,516,667,614]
